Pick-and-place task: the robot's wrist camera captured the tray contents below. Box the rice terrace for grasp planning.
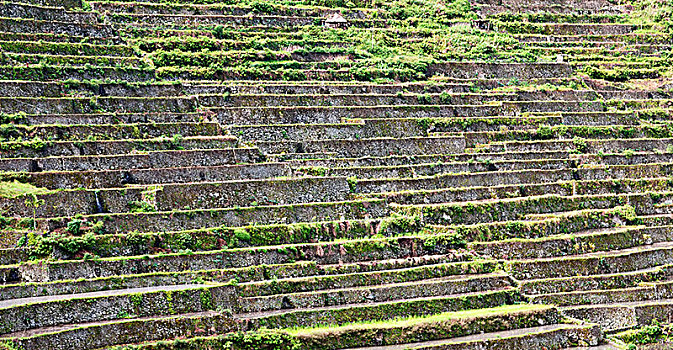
[0,0,673,348]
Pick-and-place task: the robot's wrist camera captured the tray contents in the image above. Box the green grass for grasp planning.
[287,304,552,335]
[613,319,673,348]
[0,181,48,198]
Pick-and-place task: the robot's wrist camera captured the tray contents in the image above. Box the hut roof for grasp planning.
[325,13,347,23]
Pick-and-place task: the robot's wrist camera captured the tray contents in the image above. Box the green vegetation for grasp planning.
[2,0,673,348]
[288,304,551,334]
[616,320,673,348]
[0,181,48,198]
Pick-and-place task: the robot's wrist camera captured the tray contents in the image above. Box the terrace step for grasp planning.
[286,150,571,168]
[26,213,456,257]
[239,273,511,314]
[0,52,144,67]
[480,4,624,16]
[506,241,673,280]
[28,199,388,234]
[485,137,673,154]
[0,248,27,266]
[1,122,219,141]
[0,31,121,44]
[140,36,354,50]
[355,167,581,194]
[0,261,318,301]
[290,304,562,348]
[0,18,115,37]
[0,283,207,309]
[379,175,673,206]
[0,283,222,336]
[562,299,673,331]
[640,214,673,226]
[579,152,673,167]
[0,3,95,22]
[89,2,373,18]
[36,305,574,350]
[0,136,238,159]
[203,92,515,107]
[465,123,673,148]
[533,112,636,126]
[0,148,265,173]
[0,64,155,82]
[2,176,351,217]
[211,101,605,125]
[473,0,617,12]
[236,260,498,298]
[0,96,196,114]
[217,82,473,95]
[433,207,622,243]
[165,66,573,82]
[231,119,427,142]
[563,345,620,350]
[340,324,601,350]
[397,191,673,227]
[520,265,673,295]
[240,287,520,329]
[17,112,210,125]
[107,13,387,28]
[14,236,472,282]
[13,162,288,190]
[145,48,354,66]
[226,114,636,142]
[1,310,236,350]
[0,81,186,98]
[428,62,573,79]
[471,226,663,260]
[257,136,466,158]
[498,23,644,36]
[296,158,571,179]
[520,41,660,49]
[1,90,197,110]
[528,279,673,307]
[514,34,671,43]
[528,45,671,55]
[0,40,134,56]
[0,255,481,302]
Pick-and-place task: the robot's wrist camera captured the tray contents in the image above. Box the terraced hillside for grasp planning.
[1,0,673,348]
